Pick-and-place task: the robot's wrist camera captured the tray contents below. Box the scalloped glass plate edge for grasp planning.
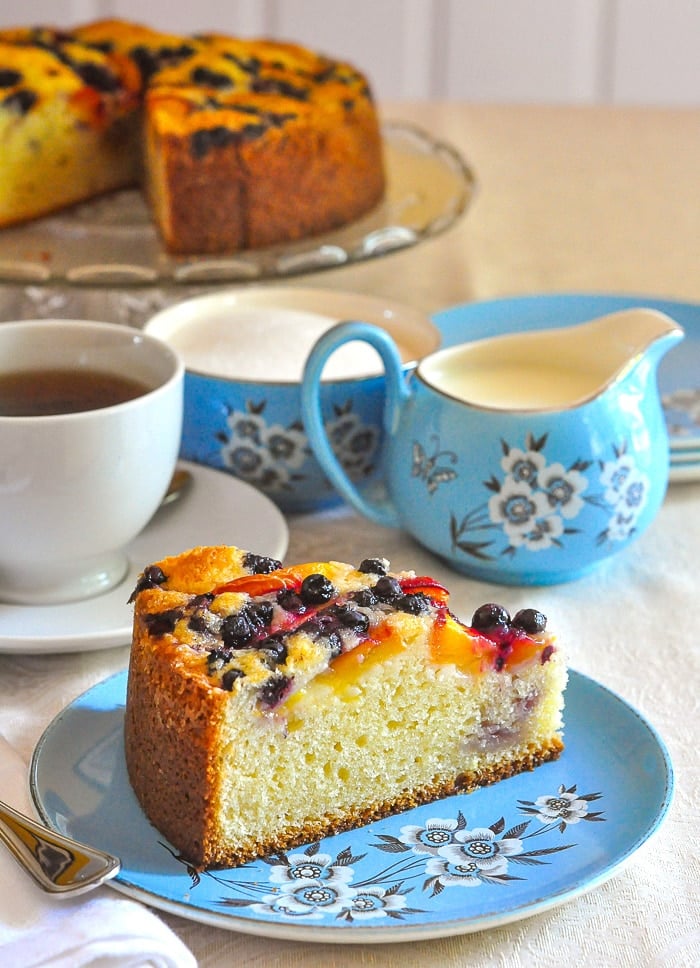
[29,668,673,944]
[0,121,476,289]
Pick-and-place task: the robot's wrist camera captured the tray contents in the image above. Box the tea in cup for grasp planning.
[301,309,683,585]
[144,287,439,513]
[0,319,184,604]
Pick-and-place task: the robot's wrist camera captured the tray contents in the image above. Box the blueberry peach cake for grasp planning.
[125,545,567,869]
[0,18,385,253]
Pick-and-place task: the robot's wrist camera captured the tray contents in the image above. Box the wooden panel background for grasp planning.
[2,0,699,105]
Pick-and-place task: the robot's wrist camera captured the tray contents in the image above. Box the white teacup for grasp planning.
[0,320,184,605]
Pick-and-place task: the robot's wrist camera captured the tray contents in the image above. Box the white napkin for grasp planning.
[0,735,197,968]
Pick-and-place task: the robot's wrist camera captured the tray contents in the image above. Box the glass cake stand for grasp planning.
[0,121,476,327]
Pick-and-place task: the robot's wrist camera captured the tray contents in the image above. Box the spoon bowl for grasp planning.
[0,798,120,896]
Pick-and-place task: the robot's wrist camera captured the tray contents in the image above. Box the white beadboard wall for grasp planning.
[3,0,699,105]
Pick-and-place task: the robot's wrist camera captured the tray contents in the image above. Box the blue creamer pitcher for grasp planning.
[301,308,684,585]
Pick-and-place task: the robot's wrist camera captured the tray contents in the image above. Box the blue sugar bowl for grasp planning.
[145,286,439,514]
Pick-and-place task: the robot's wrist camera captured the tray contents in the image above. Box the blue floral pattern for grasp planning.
[167,784,604,924]
[218,399,379,495]
[662,386,700,438]
[436,432,652,561]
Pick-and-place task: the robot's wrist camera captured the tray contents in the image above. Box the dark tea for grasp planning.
[0,368,151,416]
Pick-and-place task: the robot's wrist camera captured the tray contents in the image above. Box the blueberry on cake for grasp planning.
[0,18,385,253]
[125,545,567,869]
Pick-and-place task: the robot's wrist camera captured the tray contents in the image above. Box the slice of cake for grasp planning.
[125,545,567,869]
[0,35,141,227]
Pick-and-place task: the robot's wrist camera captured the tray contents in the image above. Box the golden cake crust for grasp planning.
[0,18,385,251]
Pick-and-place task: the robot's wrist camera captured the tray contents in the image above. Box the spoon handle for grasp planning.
[0,798,120,896]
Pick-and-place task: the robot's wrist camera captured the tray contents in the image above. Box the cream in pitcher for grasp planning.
[433,359,598,409]
[301,309,684,585]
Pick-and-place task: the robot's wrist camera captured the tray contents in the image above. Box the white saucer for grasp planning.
[0,462,288,655]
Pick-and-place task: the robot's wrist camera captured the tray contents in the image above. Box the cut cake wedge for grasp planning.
[125,545,567,869]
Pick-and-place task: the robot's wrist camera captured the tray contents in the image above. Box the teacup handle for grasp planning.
[302,321,410,527]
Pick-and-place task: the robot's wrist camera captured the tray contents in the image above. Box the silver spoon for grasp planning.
[0,798,120,896]
[161,467,193,508]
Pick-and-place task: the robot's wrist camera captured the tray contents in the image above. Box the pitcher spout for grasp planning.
[415,307,684,412]
[593,307,685,379]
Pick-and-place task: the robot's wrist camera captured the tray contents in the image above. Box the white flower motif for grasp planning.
[617,470,649,515]
[663,387,700,433]
[268,851,353,887]
[439,826,523,875]
[253,878,354,919]
[500,447,547,485]
[226,409,267,446]
[599,459,649,541]
[599,453,637,504]
[347,886,408,920]
[488,478,553,544]
[221,439,293,493]
[399,817,462,855]
[517,512,565,551]
[488,478,563,551]
[262,423,308,470]
[424,854,484,887]
[605,507,638,542]
[539,463,588,519]
[532,791,590,825]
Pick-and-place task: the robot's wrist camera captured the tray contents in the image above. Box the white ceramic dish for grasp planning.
[0,462,288,654]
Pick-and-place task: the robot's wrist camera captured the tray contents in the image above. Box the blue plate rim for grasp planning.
[29,667,674,944]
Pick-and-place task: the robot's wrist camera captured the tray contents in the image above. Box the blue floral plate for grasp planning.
[30,669,672,943]
[434,292,700,453]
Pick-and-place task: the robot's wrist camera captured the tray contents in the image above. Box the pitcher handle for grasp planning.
[302,321,409,528]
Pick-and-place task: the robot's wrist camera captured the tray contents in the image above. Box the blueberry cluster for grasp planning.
[250,76,309,101]
[350,574,431,616]
[470,603,548,670]
[241,552,282,574]
[470,603,547,637]
[188,106,298,159]
[129,564,167,602]
[130,42,197,82]
[74,60,121,92]
[139,555,445,710]
[190,65,234,89]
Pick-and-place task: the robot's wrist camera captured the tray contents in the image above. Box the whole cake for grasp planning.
[0,19,385,253]
[125,545,567,869]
